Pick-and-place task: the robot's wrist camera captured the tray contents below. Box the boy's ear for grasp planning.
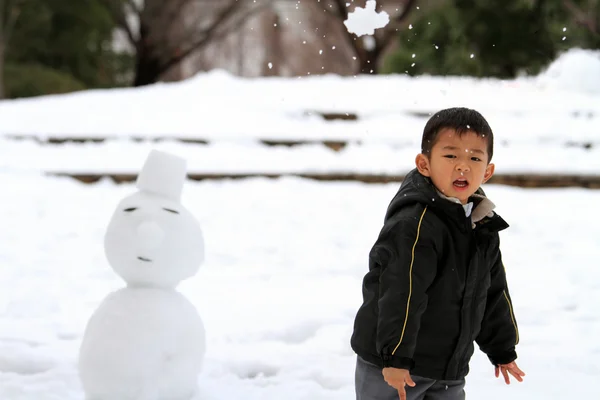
[482,162,495,183]
[415,153,431,177]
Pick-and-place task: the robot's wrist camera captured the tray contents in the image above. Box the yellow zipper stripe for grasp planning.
[392,206,428,356]
[503,290,519,345]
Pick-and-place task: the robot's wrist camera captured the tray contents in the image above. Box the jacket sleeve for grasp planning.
[372,207,438,370]
[476,245,520,366]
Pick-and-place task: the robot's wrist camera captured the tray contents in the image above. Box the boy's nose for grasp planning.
[456,163,470,172]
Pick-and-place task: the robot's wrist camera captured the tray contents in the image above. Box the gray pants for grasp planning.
[355,356,465,400]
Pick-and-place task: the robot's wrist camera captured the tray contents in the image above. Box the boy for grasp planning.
[350,107,525,400]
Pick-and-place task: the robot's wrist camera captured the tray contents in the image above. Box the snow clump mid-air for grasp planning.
[343,0,390,36]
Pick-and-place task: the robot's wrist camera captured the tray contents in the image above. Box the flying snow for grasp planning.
[343,0,390,37]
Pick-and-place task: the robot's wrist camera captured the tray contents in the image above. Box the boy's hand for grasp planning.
[494,361,526,384]
[382,367,416,400]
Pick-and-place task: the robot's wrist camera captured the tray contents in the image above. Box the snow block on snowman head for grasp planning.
[103,149,204,289]
[136,149,187,201]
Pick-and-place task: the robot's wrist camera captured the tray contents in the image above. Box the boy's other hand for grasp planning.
[382,367,416,400]
[494,361,526,384]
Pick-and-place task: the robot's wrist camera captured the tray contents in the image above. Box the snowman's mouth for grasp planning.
[137,256,152,262]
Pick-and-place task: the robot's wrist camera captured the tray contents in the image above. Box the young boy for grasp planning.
[350,107,525,400]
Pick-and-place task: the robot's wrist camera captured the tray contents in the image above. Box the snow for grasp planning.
[2,138,600,176]
[136,149,188,202]
[79,287,205,399]
[77,150,208,399]
[101,151,205,289]
[536,48,600,95]
[0,49,599,177]
[0,172,599,399]
[7,69,598,143]
[343,0,390,37]
[0,49,599,399]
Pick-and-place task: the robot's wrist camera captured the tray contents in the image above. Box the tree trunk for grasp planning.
[133,45,163,87]
[132,22,162,87]
[262,11,281,76]
[0,40,5,99]
[356,40,384,74]
[358,49,380,74]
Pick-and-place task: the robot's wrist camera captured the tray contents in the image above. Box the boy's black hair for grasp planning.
[421,107,494,162]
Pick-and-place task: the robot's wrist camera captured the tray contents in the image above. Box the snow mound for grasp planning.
[537,48,600,94]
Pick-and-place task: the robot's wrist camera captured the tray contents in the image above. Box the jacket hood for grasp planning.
[384,169,509,232]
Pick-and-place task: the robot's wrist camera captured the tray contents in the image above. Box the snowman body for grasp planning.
[79,288,205,400]
[78,151,206,400]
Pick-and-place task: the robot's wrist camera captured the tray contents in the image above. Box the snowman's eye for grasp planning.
[163,208,179,214]
[123,207,137,212]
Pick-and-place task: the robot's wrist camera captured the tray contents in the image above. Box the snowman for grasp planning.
[78,150,206,400]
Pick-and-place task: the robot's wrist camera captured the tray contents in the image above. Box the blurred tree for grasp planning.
[384,0,560,78]
[7,0,131,88]
[555,0,600,48]
[100,0,274,86]
[175,0,360,79]
[455,0,556,77]
[0,0,24,99]
[382,2,474,76]
[4,63,86,98]
[3,0,131,99]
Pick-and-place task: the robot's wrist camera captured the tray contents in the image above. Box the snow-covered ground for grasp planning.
[1,59,599,143]
[0,171,598,399]
[2,138,600,176]
[1,49,600,176]
[1,48,599,399]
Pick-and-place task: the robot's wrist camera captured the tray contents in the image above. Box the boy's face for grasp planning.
[415,129,495,204]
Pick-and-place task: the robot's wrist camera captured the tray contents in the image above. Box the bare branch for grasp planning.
[158,0,274,76]
[148,0,196,51]
[124,0,141,15]
[378,0,418,51]
[331,0,349,20]
[99,0,138,47]
[563,0,598,35]
[330,0,358,54]
[150,0,194,32]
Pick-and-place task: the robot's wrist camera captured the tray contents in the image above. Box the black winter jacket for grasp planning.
[350,169,520,381]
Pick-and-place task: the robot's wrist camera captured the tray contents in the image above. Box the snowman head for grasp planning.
[104,150,204,289]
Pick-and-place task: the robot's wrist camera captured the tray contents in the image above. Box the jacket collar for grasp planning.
[385,169,509,233]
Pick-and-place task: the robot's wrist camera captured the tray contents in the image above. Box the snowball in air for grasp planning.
[343,0,390,37]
